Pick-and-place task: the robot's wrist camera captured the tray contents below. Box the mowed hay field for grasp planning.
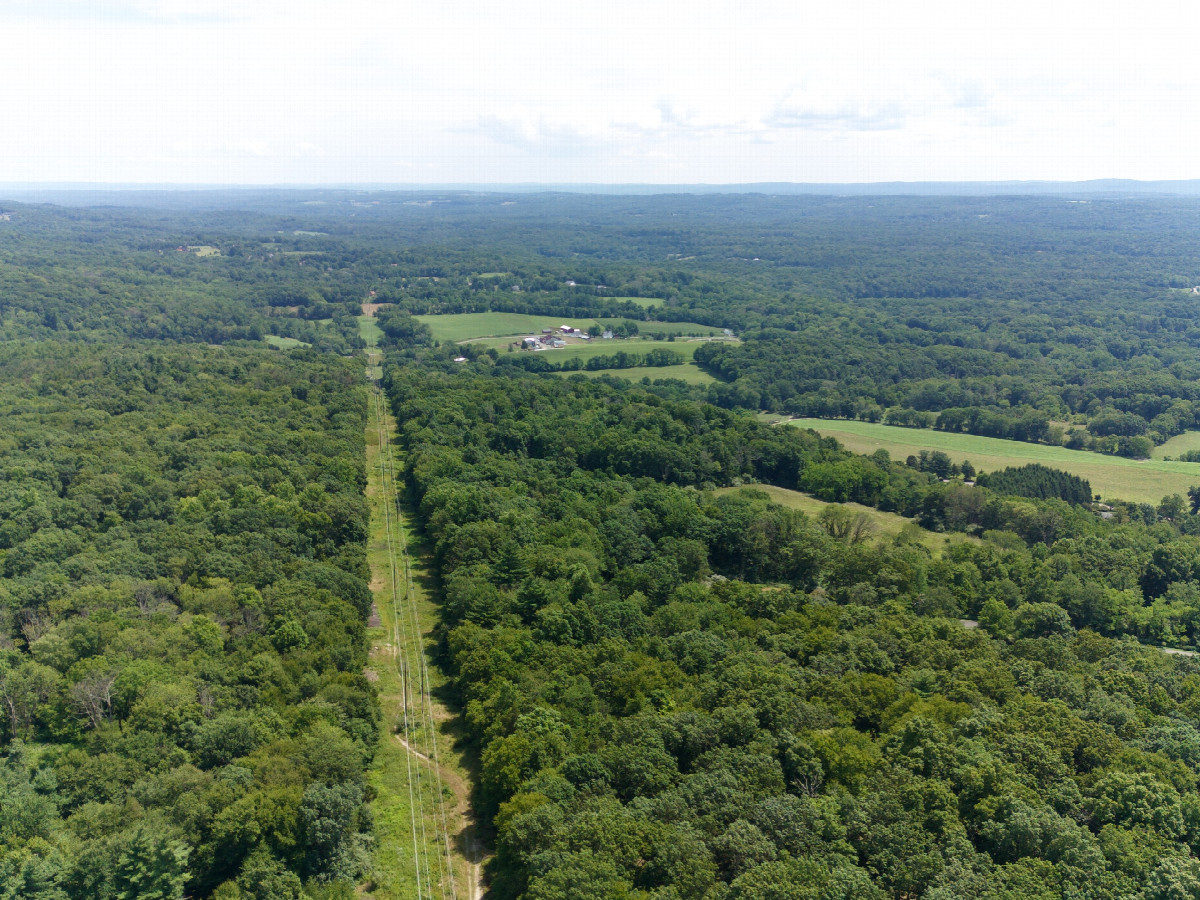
[786,419,1200,505]
[416,312,730,383]
[1156,431,1200,460]
[417,313,601,341]
[542,339,704,363]
[415,312,728,343]
[712,485,971,555]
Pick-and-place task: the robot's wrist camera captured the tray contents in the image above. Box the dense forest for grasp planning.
[0,344,374,898]
[384,363,1200,900]
[9,190,1200,898]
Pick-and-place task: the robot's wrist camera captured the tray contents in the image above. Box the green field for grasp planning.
[264,334,310,349]
[357,313,383,346]
[713,485,969,554]
[1156,431,1200,460]
[416,313,602,342]
[787,418,1200,505]
[416,312,728,343]
[558,362,717,384]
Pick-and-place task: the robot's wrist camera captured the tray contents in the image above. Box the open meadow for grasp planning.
[415,311,728,343]
[263,334,310,349]
[785,418,1200,505]
[416,312,600,341]
[535,338,703,363]
[1156,431,1200,460]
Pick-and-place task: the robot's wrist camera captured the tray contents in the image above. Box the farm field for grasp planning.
[416,312,602,341]
[786,418,1200,505]
[415,311,728,343]
[539,339,703,363]
[1156,430,1200,460]
[712,485,970,555]
[558,362,718,384]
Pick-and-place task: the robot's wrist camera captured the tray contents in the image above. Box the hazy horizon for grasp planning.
[6,178,1200,192]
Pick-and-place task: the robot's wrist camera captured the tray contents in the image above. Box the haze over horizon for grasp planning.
[5,0,1198,185]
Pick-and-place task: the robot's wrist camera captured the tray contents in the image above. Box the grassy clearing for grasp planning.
[713,485,969,555]
[416,313,600,342]
[416,311,729,343]
[364,424,478,899]
[263,335,310,349]
[357,314,383,347]
[361,311,482,900]
[1156,431,1200,460]
[786,418,1200,505]
[557,362,717,385]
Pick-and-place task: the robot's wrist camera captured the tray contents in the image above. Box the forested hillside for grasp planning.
[384,364,1200,900]
[0,344,375,897]
[10,190,1200,899]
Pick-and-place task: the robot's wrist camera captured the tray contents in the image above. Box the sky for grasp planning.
[4,0,1199,185]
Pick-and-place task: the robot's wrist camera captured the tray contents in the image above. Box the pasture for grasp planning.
[416,312,729,343]
[540,339,702,364]
[1156,431,1200,460]
[785,418,1200,505]
[416,313,600,342]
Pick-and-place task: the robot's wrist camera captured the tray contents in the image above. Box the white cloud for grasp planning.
[2,0,1200,182]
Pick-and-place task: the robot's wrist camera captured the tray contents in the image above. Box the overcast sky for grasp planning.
[4,0,1198,185]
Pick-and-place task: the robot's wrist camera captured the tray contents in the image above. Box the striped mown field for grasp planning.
[785,418,1200,505]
